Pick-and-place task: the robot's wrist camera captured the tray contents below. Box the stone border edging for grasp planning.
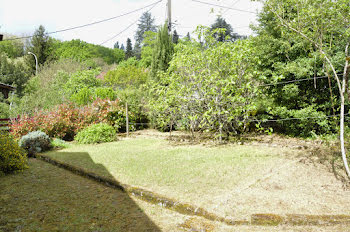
[34,154,350,226]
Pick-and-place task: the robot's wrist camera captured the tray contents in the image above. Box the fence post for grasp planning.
[126,102,129,137]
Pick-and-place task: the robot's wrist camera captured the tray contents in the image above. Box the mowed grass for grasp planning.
[44,137,288,212]
[0,159,162,232]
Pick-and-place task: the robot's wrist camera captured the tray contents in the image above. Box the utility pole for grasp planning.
[167,0,172,33]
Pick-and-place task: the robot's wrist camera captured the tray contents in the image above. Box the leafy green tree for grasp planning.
[54,39,124,64]
[54,39,93,61]
[104,58,147,89]
[140,31,157,67]
[125,38,133,59]
[135,12,157,45]
[151,22,174,78]
[172,30,179,44]
[210,16,240,42]
[0,53,30,96]
[149,27,261,140]
[18,60,85,113]
[251,4,336,137]
[0,38,24,58]
[26,25,53,73]
[257,0,350,176]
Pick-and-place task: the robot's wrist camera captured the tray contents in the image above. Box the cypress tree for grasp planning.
[125,38,133,59]
[151,22,174,78]
[172,30,179,44]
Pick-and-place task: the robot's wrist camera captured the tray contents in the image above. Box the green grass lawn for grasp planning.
[44,137,289,217]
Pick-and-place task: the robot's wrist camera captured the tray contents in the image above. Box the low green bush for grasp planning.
[51,138,70,149]
[19,131,52,156]
[0,131,28,174]
[75,123,116,144]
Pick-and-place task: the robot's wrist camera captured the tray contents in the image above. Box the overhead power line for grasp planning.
[258,74,343,87]
[249,113,348,123]
[191,0,257,14]
[99,0,162,45]
[1,0,162,42]
[222,0,241,15]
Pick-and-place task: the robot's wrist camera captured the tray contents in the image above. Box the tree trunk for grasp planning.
[339,93,350,178]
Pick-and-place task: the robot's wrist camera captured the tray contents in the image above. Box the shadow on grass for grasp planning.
[0,152,161,231]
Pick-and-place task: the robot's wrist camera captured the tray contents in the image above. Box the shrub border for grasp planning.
[34,153,350,226]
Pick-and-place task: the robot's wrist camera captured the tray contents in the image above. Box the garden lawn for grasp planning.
[43,136,350,220]
[43,137,285,217]
[3,160,349,231]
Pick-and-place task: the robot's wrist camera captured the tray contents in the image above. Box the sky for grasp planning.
[0,0,263,48]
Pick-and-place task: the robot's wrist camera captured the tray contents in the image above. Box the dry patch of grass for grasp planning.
[1,159,349,231]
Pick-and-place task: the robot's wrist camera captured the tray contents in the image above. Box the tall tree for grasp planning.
[172,30,179,44]
[259,0,350,178]
[133,43,141,59]
[210,16,240,42]
[151,22,174,77]
[113,41,120,49]
[185,32,191,41]
[26,25,52,73]
[125,38,133,59]
[135,12,157,45]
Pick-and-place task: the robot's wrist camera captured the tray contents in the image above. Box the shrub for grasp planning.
[19,131,52,156]
[75,123,116,144]
[51,138,70,149]
[10,99,136,139]
[0,131,27,174]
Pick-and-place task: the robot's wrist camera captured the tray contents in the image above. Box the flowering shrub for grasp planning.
[0,131,28,174]
[19,131,52,156]
[10,99,131,140]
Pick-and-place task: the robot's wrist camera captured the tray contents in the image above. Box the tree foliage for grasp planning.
[210,16,240,42]
[26,25,53,72]
[151,22,174,78]
[125,38,133,59]
[0,53,30,96]
[149,27,261,140]
[135,12,157,45]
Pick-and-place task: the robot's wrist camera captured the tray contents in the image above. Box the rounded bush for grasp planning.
[19,131,52,156]
[75,123,116,144]
[0,131,28,174]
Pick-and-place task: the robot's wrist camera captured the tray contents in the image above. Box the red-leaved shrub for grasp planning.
[10,99,126,140]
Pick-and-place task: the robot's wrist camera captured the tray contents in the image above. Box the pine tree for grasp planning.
[114,41,120,49]
[26,25,52,73]
[135,12,157,45]
[185,32,191,41]
[210,16,240,42]
[151,22,174,78]
[172,30,179,44]
[120,44,125,51]
[133,42,141,59]
[125,38,133,59]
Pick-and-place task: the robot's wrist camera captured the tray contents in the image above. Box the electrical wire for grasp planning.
[1,0,162,42]
[222,0,241,15]
[191,0,257,14]
[99,0,162,45]
[257,74,343,87]
[248,113,348,123]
